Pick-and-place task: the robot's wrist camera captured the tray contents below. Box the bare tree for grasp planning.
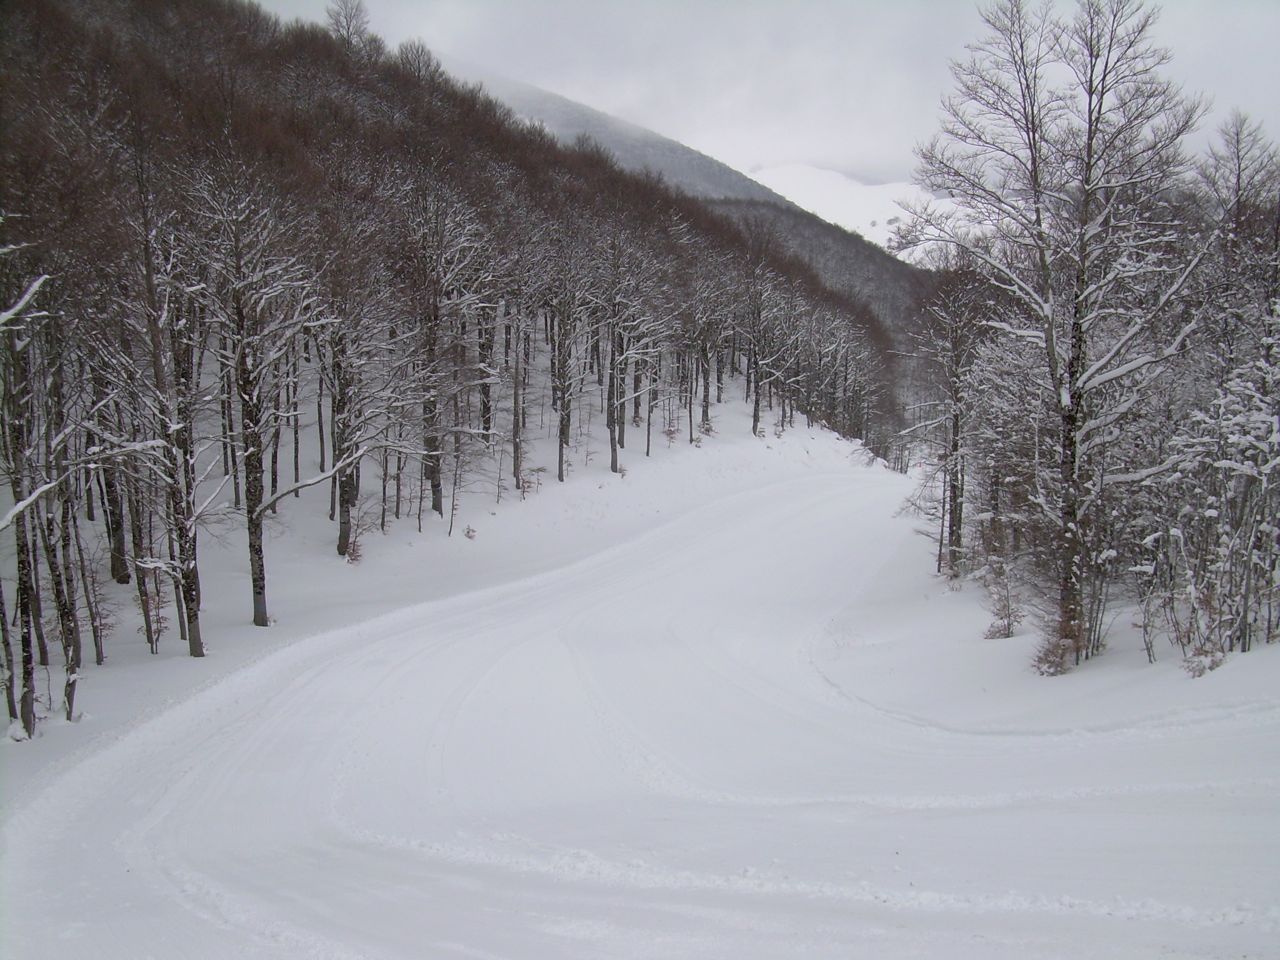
[905,0,1205,669]
[326,0,369,51]
[194,171,316,626]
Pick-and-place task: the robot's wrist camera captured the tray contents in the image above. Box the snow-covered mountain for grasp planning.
[444,57,788,204]
[445,60,932,350]
[7,6,1278,959]
[449,61,935,259]
[749,164,937,251]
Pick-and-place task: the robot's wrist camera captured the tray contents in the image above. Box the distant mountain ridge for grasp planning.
[445,59,932,352]
[712,199,927,335]
[443,57,789,204]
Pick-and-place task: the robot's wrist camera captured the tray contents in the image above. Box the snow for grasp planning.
[3,400,1278,959]
[749,163,943,253]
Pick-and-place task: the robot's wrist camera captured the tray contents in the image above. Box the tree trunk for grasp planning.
[606,326,619,474]
[4,354,38,734]
[170,326,204,655]
[26,535,48,667]
[616,350,627,450]
[423,325,444,518]
[239,342,269,627]
[101,460,130,584]
[269,382,282,513]
[478,311,494,439]
[315,355,327,471]
[512,321,523,487]
[71,509,105,666]
[633,358,643,426]
[0,579,17,723]
[37,514,78,721]
[123,471,156,652]
[750,347,762,437]
[11,517,37,738]
[174,501,204,655]
[246,488,268,627]
[221,331,242,510]
[91,378,130,584]
[556,304,572,483]
[700,341,712,430]
[1057,406,1085,663]
[292,349,302,493]
[336,467,357,556]
[946,410,963,575]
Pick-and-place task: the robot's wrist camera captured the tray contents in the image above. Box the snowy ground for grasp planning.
[3,402,1278,959]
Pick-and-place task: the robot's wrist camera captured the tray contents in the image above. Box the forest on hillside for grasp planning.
[0,0,895,740]
[2,0,1277,750]
[4,3,1276,956]
[901,0,1279,674]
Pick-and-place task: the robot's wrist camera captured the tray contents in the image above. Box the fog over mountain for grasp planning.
[444,57,788,205]
[441,57,932,352]
[261,0,1280,191]
[457,60,940,258]
[748,165,936,251]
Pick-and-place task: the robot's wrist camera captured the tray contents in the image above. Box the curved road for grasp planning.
[4,470,1276,958]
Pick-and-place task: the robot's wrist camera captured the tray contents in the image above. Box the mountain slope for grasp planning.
[445,60,931,350]
[750,163,940,252]
[445,58,788,204]
[711,197,933,354]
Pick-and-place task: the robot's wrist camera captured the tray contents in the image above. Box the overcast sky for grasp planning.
[260,0,1280,185]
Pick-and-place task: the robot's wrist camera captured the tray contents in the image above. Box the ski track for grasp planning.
[4,469,1279,959]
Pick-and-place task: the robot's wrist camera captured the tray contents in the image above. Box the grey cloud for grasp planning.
[261,0,1280,184]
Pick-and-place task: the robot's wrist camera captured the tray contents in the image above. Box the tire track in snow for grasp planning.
[340,822,1279,934]
[6,468,1278,959]
[566,610,1280,812]
[810,643,1280,744]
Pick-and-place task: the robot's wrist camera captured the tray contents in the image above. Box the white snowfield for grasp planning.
[749,164,929,251]
[3,421,1279,959]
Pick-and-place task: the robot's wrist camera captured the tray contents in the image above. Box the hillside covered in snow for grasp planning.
[3,0,1279,957]
[5,386,1278,959]
[749,164,940,253]
[439,57,935,353]
[5,210,1278,960]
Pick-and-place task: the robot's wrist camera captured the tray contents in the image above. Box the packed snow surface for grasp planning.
[3,411,1278,959]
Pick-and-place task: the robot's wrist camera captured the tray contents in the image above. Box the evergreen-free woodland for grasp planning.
[0,0,893,739]
[2,0,1277,747]
[901,0,1279,673]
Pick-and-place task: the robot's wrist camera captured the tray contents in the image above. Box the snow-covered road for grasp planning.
[4,466,1278,959]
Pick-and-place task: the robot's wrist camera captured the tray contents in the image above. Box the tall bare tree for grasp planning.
[906,0,1205,668]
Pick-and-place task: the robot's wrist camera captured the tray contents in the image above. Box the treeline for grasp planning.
[0,0,892,739]
[902,0,1279,673]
